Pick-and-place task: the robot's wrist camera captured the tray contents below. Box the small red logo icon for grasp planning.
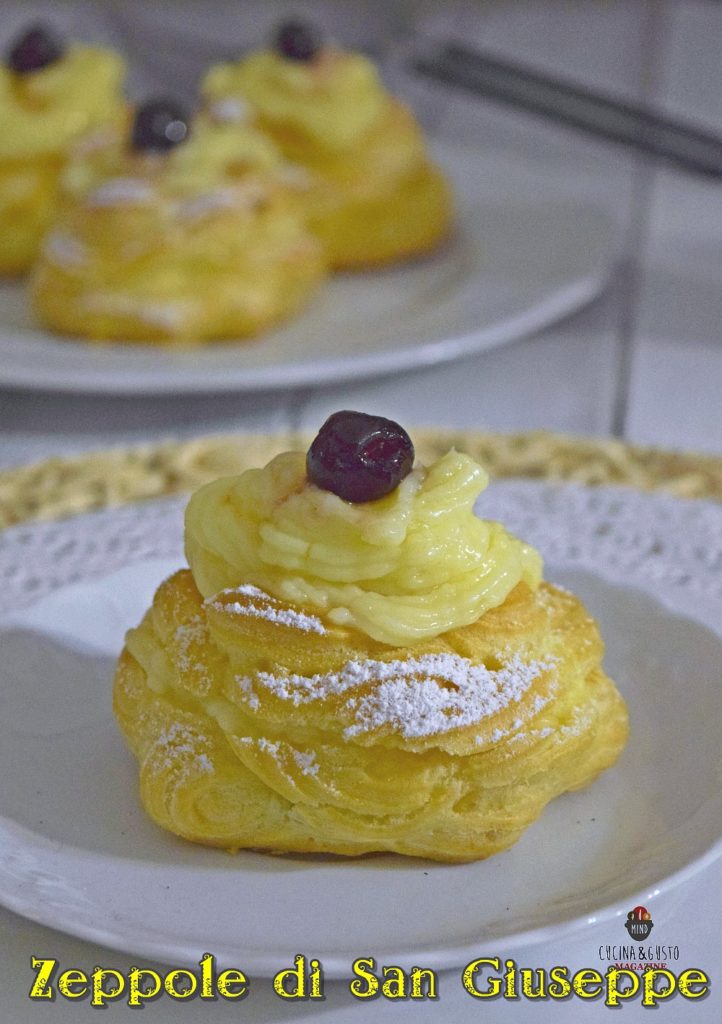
[625,905,654,938]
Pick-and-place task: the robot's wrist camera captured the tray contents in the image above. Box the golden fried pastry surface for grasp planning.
[31,112,326,343]
[202,50,453,268]
[0,45,125,275]
[114,571,628,861]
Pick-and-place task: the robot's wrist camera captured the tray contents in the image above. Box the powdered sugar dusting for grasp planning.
[81,293,190,331]
[237,652,556,740]
[510,725,554,744]
[209,97,251,124]
[208,586,326,634]
[137,302,188,331]
[235,675,260,711]
[175,189,238,222]
[278,163,313,189]
[174,616,213,692]
[153,722,213,774]
[174,617,206,668]
[248,736,320,777]
[345,656,555,740]
[87,177,155,207]
[233,179,271,210]
[292,748,319,777]
[42,231,88,268]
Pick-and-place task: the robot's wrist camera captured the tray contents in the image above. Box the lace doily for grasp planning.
[1,481,721,617]
[2,429,721,529]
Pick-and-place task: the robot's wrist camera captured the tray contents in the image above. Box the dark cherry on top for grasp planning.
[307,411,415,503]
[131,99,190,153]
[7,23,64,74]
[274,20,322,62]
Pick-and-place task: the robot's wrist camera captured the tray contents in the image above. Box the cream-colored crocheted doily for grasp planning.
[1,429,720,529]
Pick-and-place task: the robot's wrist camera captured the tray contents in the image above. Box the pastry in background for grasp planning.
[114,411,628,861]
[0,23,125,275]
[202,21,454,269]
[31,97,327,344]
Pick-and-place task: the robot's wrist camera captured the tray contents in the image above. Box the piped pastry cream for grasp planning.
[114,412,628,861]
[0,24,125,274]
[31,97,326,344]
[185,448,541,646]
[202,20,454,268]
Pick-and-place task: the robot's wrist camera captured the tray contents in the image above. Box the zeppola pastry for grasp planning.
[202,21,454,269]
[114,412,628,861]
[0,23,125,275]
[32,97,326,343]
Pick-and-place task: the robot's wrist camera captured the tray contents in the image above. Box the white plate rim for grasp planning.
[1,791,721,977]
[0,274,608,396]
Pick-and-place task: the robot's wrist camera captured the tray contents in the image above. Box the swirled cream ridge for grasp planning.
[59,109,286,203]
[0,45,125,159]
[203,49,387,151]
[184,449,542,645]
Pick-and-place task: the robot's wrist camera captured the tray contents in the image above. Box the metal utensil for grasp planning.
[413,42,722,179]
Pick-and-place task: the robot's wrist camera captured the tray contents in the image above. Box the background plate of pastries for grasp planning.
[0,18,616,394]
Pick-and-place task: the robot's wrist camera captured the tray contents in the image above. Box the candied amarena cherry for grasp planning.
[307,411,415,503]
[131,99,190,153]
[274,20,322,62]
[7,23,64,74]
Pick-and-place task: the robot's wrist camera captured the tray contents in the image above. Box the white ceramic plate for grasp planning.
[0,144,616,394]
[1,482,721,977]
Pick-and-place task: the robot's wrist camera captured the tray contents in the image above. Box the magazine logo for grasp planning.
[599,904,680,973]
[625,906,654,940]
